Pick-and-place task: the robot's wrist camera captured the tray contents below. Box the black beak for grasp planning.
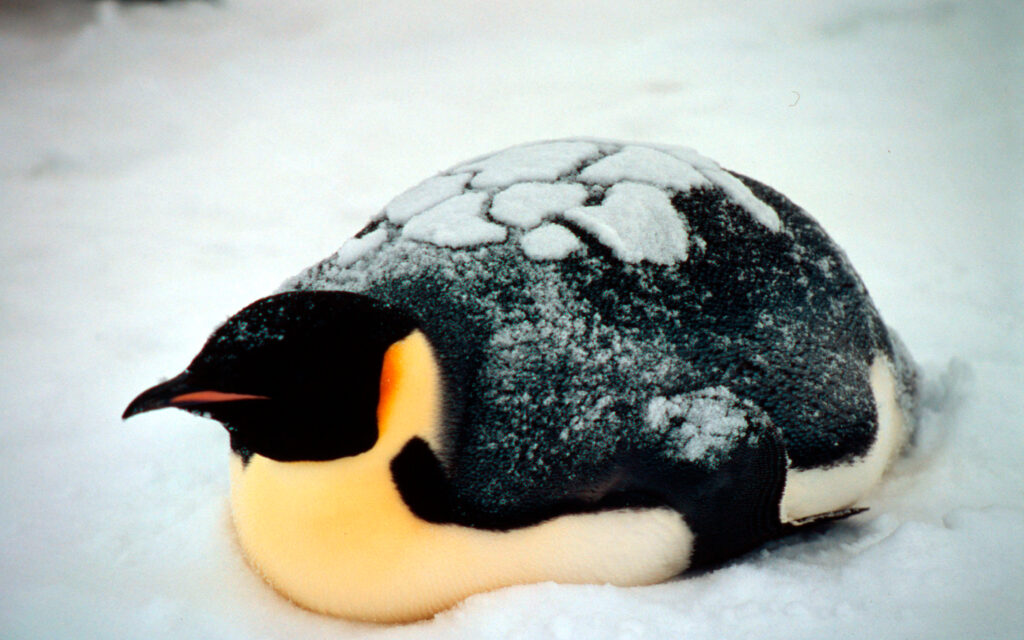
[123,371,270,420]
[122,371,194,419]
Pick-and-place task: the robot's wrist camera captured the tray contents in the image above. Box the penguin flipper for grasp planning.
[634,387,789,569]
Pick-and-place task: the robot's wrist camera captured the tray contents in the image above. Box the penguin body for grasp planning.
[125,139,917,622]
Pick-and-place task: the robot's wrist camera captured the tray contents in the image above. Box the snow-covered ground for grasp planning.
[1,0,1021,637]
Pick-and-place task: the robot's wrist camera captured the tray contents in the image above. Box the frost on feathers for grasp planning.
[285,138,889,511]
[646,388,758,469]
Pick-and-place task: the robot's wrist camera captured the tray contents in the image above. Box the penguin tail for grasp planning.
[885,325,921,451]
[782,506,868,534]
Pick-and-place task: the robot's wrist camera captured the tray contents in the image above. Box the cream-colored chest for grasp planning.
[227,329,692,622]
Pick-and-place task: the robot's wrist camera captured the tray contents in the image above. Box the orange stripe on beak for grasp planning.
[170,391,269,405]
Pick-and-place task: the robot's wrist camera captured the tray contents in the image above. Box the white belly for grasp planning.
[230,452,692,623]
[780,354,908,522]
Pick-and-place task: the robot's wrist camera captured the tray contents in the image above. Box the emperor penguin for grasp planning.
[124,139,917,623]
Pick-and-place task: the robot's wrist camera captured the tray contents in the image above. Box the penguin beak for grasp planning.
[122,371,269,420]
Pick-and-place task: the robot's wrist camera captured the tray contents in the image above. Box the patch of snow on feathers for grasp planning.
[456,141,602,189]
[521,224,584,261]
[401,191,506,248]
[646,387,752,468]
[657,145,781,232]
[579,145,711,191]
[491,182,589,229]
[562,181,689,264]
[385,173,473,224]
[331,227,389,268]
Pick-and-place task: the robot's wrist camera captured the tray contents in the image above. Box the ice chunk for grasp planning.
[458,141,602,189]
[521,224,584,261]
[561,182,688,264]
[385,173,473,224]
[580,145,710,191]
[330,227,388,268]
[491,182,589,229]
[401,191,507,248]
[659,145,781,231]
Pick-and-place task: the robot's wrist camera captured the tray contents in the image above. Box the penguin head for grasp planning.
[123,291,421,462]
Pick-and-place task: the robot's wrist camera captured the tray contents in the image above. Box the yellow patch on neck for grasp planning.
[375,329,441,450]
[229,329,692,623]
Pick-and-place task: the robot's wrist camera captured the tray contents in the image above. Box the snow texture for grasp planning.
[401,191,506,248]
[658,146,783,232]
[646,387,754,469]
[331,227,389,269]
[385,173,473,224]
[372,138,765,265]
[520,224,584,261]
[2,1,1022,639]
[580,145,711,192]
[456,140,602,188]
[490,182,589,229]
[562,181,689,264]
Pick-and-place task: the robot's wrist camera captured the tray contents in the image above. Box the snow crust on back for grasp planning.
[401,191,506,248]
[456,141,602,189]
[385,173,473,224]
[580,146,711,192]
[521,223,584,261]
[658,145,781,232]
[369,139,781,263]
[562,182,688,264]
[329,227,389,269]
[491,182,589,229]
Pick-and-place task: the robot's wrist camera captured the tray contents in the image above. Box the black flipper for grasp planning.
[391,387,790,571]
[624,387,789,570]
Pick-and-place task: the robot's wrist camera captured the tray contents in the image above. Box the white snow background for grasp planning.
[1,0,1022,638]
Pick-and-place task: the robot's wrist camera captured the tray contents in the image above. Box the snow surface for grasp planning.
[457,140,602,189]
[1,1,1022,639]
[332,227,389,270]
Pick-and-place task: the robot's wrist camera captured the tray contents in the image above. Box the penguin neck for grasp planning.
[375,329,445,455]
[227,329,447,614]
